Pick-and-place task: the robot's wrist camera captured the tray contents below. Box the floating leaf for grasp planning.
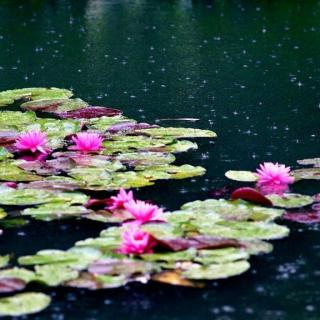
[266,193,314,208]
[0,87,73,107]
[22,203,91,221]
[34,265,79,286]
[158,236,241,252]
[58,106,122,119]
[231,187,273,207]
[0,255,9,268]
[136,127,217,138]
[297,158,320,167]
[292,168,320,181]
[0,187,88,206]
[0,278,26,293]
[0,161,42,182]
[21,98,88,113]
[87,115,136,131]
[152,271,204,288]
[181,260,250,280]
[0,132,18,145]
[283,211,320,224]
[0,292,51,316]
[225,170,258,182]
[180,199,283,222]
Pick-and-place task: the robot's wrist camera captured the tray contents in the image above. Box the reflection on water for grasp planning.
[0,0,320,319]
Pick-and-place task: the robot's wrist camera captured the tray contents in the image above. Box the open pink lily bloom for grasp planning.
[69,132,103,153]
[107,188,134,211]
[15,130,50,154]
[256,162,294,185]
[119,225,156,254]
[124,199,165,224]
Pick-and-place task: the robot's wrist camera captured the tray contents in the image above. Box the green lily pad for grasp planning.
[0,87,73,107]
[34,265,79,286]
[0,148,13,161]
[195,248,249,265]
[138,165,206,180]
[0,187,88,206]
[19,248,101,270]
[225,170,258,182]
[0,111,37,131]
[22,203,91,221]
[180,199,284,222]
[87,115,135,131]
[292,168,320,181]
[266,193,314,208]
[136,127,217,138]
[21,98,88,113]
[0,292,51,316]
[181,260,250,280]
[115,152,176,167]
[297,158,320,167]
[0,268,35,282]
[0,208,7,220]
[0,161,42,182]
[0,255,10,268]
[199,220,289,240]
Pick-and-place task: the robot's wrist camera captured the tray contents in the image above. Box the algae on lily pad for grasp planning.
[0,292,51,316]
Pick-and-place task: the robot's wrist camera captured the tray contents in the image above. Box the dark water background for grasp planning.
[0,0,320,319]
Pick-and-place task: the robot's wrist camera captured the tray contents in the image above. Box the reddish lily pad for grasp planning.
[0,278,26,293]
[283,211,320,224]
[158,236,241,252]
[58,106,122,119]
[231,187,272,207]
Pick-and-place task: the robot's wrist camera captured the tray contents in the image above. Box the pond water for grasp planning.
[0,0,320,319]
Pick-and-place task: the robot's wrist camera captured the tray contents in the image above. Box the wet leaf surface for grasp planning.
[0,292,51,316]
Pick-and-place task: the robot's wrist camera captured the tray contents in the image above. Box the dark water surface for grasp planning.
[0,0,320,319]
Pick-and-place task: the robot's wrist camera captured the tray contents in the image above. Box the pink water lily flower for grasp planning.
[119,225,156,254]
[69,132,103,153]
[256,162,294,185]
[107,188,134,211]
[124,200,165,223]
[15,130,50,154]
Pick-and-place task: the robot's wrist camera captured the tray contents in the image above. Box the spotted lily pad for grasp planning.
[225,170,258,182]
[0,292,51,316]
[266,193,314,208]
[0,162,42,182]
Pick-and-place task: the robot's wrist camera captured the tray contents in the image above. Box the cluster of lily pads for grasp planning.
[0,87,317,317]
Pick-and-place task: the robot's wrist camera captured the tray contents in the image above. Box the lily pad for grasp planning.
[0,292,51,316]
[225,170,258,182]
[58,106,122,119]
[266,193,314,208]
[292,168,320,181]
[21,98,88,113]
[0,87,73,107]
[136,127,217,138]
[181,260,250,280]
[0,161,42,182]
[34,265,79,286]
